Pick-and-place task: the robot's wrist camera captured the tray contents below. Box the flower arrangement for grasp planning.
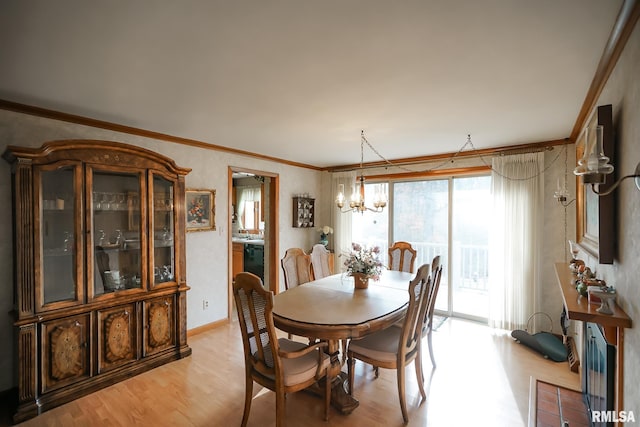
[318,225,333,246]
[343,242,383,280]
[188,197,205,223]
[319,225,333,238]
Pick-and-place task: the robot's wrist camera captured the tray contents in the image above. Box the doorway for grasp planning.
[228,167,279,319]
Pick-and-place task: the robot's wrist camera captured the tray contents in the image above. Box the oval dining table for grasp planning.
[272,270,413,414]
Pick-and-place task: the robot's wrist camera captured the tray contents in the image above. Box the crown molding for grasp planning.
[0,99,322,172]
[570,0,640,141]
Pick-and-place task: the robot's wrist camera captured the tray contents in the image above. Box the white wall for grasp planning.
[575,21,640,412]
[0,109,324,391]
[542,145,577,328]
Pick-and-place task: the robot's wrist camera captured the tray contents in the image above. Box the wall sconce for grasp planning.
[573,125,640,196]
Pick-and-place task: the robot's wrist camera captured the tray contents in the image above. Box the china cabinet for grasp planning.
[3,140,192,422]
[292,196,314,228]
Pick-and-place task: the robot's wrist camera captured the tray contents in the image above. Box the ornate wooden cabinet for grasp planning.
[3,140,192,422]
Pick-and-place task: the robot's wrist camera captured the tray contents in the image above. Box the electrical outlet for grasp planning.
[203,300,209,310]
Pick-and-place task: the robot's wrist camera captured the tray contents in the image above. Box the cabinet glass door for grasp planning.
[91,170,144,296]
[151,175,175,287]
[40,165,81,306]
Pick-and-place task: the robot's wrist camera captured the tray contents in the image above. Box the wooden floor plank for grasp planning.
[2,318,580,427]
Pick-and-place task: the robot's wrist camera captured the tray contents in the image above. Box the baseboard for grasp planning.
[187,318,229,337]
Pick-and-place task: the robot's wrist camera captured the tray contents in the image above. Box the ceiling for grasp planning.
[0,1,625,169]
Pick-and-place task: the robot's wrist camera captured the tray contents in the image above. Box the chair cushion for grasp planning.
[348,327,401,363]
[278,338,330,386]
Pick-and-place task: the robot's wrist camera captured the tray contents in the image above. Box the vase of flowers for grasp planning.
[318,225,333,247]
[343,242,383,289]
[188,197,205,223]
[352,272,370,289]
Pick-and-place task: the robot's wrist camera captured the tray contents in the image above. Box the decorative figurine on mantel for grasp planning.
[574,266,595,297]
[568,240,585,274]
[592,288,617,315]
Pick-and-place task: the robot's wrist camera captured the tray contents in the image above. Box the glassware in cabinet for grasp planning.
[38,164,82,308]
[90,169,144,296]
[151,175,175,286]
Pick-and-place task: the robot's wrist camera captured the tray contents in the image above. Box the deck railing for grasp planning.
[364,240,489,292]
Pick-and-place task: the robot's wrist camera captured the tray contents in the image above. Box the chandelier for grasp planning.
[335,131,387,214]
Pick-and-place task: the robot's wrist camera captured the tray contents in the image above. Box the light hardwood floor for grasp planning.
[6,318,580,427]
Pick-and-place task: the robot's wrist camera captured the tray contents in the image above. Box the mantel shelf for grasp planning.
[554,263,631,329]
[555,262,632,423]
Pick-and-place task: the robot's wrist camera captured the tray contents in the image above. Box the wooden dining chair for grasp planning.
[233,272,332,427]
[347,264,431,423]
[310,244,334,280]
[388,241,417,273]
[281,248,312,290]
[421,255,443,368]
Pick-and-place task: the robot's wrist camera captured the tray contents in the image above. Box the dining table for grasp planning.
[272,270,413,414]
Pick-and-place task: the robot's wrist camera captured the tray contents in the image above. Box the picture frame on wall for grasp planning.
[575,104,615,264]
[186,189,216,232]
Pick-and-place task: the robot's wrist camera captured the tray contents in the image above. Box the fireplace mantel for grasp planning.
[554,262,632,424]
[555,263,631,330]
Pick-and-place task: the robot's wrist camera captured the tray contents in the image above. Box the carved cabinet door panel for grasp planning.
[144,296,176,356]
[41,314,91,393]
[98,304,138,373]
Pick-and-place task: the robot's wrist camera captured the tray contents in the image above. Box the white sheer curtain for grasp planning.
[331,171,356,273]
[236,186,260,230]
[488,152,544,331]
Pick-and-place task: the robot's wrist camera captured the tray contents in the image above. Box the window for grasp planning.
[242,200,260,231]
[237,186,261,231]
[351,175,490,321]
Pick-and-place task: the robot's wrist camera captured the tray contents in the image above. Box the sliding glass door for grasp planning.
[450,176,491,319]
[352,175,490,321]
[393,179,449,296]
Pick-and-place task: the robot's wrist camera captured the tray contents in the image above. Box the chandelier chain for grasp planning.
[469,136,563,181]
[360,133,564,182]
[361,133,472,173]
[557,144,576,206]
[562,144,569,263]
[564,197,569,263]
[564,142,569,189]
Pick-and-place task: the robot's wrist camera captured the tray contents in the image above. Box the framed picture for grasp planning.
[576,104,614,264]
[186,189,216,232]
